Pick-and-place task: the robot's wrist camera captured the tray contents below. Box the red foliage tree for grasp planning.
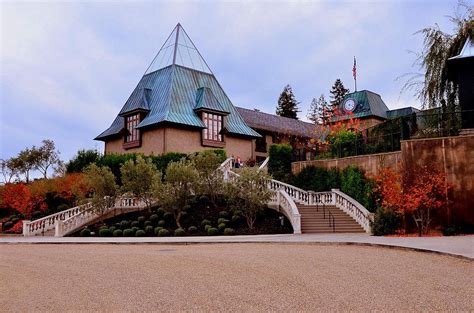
[0,183,33,218]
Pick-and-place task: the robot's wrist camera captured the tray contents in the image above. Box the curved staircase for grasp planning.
[298,204,365,233]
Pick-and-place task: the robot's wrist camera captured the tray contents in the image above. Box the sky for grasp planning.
[0,0,468,163]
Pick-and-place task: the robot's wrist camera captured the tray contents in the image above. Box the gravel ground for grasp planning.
[0,243,472,312]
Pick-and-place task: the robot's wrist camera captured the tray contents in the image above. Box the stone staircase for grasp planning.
[298,204,365,233]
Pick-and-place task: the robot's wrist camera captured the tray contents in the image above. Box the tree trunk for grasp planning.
[175,211,182,228]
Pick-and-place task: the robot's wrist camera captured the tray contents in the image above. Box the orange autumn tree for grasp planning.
[0,183,34,218]
[374,166,449,235]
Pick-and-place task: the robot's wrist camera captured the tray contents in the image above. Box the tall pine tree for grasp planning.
[307,94,330,125]
[329,79,349,110]
[276,84,300,119]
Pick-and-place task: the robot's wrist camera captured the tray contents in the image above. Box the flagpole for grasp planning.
[353,56,357,92]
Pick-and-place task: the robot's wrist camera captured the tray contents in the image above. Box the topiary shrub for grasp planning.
[207,227,219,236]
[218,218,229,225]
[113,229,123,237]
[99,228,113,237]
[204,224,212,232]
[120,220,130,229]
[158,220,166,227]
[145,225,154,235]
[144,221,152,227]
[10,218,19,224]
[158,229,170,237]
[174,228,186,236]
[223,228,235,236]
[3,221,13,230]
[371,207,402,236]
[115,223,122,229]
[131,227,139,234]
[32,210,43,219]
[218,223,226,231]
[163,212,174,223]
[150,214,159,224]
[131,221,140,228]
[137,216,146,224]
[109,226,116,233]
[99,225,109,230]
[156,208,166,218]
[154,227,164,235]
[268,144,293,181]
[135,230,146,237]
[123,229,134,237]
[188,226,197,234]
[80,228,91,237]
[218,211,229,218]
[231,215,241,224]
[201,219,211,228]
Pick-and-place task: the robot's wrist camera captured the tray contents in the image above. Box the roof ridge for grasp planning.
[236,106,314,126]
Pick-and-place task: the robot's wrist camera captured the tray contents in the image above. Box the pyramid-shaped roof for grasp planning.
[332,90,389,122]
[96,24,260,141]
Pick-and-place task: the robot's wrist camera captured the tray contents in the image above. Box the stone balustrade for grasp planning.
[332,189,374,233]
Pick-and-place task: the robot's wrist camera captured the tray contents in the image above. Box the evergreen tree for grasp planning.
[329,79,349,110]
[307,94,330,125]
[276,84,300,119]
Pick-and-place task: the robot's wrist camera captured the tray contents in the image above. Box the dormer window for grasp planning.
[123,113,141,149]
[203,112,223,142]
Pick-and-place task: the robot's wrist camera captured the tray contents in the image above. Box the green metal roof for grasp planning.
[333,90,389,121]
[96,24,260,141]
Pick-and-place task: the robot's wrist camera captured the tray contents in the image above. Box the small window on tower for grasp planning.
[123,113,141,149]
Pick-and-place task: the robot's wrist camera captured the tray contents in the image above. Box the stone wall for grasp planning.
[292,135,474,225]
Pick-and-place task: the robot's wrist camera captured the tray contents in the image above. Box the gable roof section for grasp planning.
[236,107,321,138]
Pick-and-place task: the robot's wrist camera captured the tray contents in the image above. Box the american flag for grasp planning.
[352,57,356,80]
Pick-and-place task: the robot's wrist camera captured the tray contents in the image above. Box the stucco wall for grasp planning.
[104,126,254,160]
[401,135,474,225]
[292,151,402,177]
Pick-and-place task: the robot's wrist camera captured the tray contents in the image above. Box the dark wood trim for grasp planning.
[123,140,141,149]
[202,139,225,148]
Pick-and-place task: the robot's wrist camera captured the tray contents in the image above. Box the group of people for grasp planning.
[231,155,243,168]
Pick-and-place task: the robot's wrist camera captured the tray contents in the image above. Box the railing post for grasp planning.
[331,189,337,205]
[55,220,64,237]
[22,220,30,236]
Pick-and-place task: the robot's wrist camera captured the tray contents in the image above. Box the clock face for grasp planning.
[344,98,357,112]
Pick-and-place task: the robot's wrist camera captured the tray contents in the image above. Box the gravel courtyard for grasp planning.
[1,243,472,312]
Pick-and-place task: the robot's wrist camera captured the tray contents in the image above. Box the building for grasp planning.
[95,24,319,161]
[333,90,419,129]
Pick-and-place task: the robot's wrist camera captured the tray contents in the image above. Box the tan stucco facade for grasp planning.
[104,126,255,160]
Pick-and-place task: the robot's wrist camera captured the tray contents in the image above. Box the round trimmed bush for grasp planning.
[218,211,229,218]
[231,215,241,224]
[113,229,123,237]
[99,225,109,230]
[120,220,130,229]
[135,230,146,237]
[158,229,170,237]
[218,218,229,225]
[131,227,139,233]
[137,216,146,223]
[204,224,212,232]
[145,225,154,235]
[10,214,18,220]
[156,208,166,217]
[218,223,226,231]
[163,212,174,223]
[109,226,116,233]
[188,226,198,234]
[201,219,211,227]
[207,227,219,236]
[144,221,152,227]
[131,221,140,228]
[3,221,13,229]
[158,220,166,227]
[123,229,134,237]
[115,223,121,229]
[199,195,209,203]
[154,227,164,235]
[223,228,235,236]
[150,214,159,224]
[99,228,112,237]
[79,228,91,237]
[174,228,186,236]
[10,218,19,224]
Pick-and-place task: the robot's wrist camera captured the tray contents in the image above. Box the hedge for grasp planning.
[268,144,293,181]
